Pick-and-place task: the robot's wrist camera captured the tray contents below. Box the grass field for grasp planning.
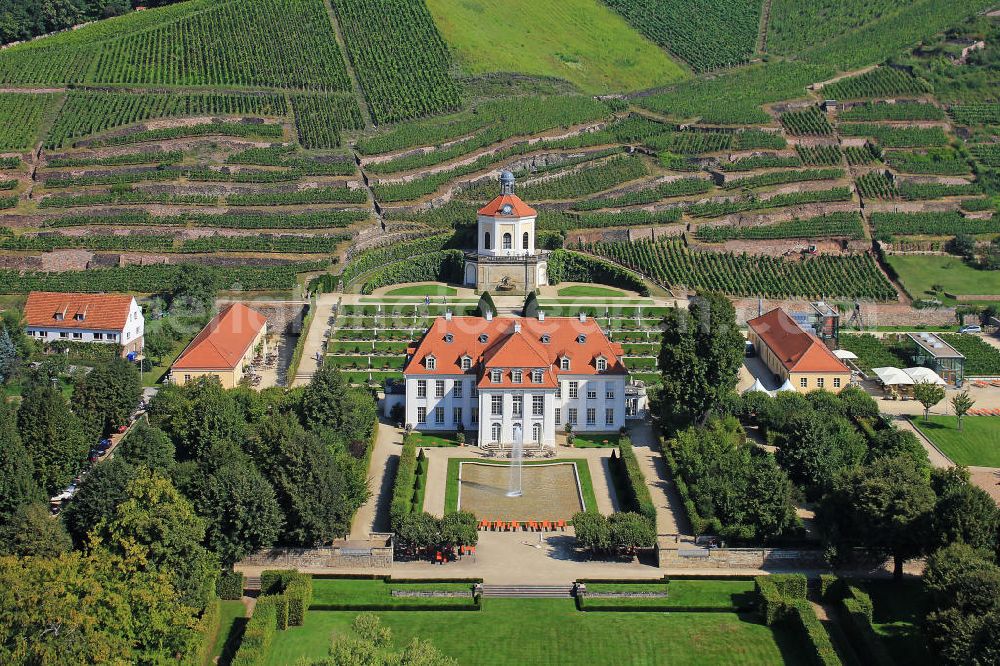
[384,285,458,296]
[583,579,756,609]
[572,433,622,448]
[864,580,933,666]
[426,0,688,93]
[557,285,626,297]
[912,415,1000,467]
[408,431,462,447]
[886,254,1000,302]
[310,579,473,608]
[266,599,805,666]
[207,600,246,666]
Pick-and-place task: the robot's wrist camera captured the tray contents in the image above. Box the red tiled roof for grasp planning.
[172,303,267,371]
[24,291,135,331]
[477,194,537,218]
[747,308,849,374]
[405,316,627,386]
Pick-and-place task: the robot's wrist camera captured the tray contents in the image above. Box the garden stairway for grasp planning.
[482,585,575,598]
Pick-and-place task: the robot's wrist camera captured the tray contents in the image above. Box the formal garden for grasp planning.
[911,415,1000,467]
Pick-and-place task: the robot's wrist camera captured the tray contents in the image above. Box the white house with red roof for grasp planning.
[403,313,629,446]
[23,291,144,356]
[463,171,548,295]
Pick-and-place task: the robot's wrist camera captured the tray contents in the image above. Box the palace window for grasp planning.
[491,369,501,383]
[522,232,530,250]
[471,407,479,423]
[587,389,597,400]
[605,408,614,425]
[568,408,578,425]
[426,355,436,370]
[532,369,543,383]
[417,407,427,424]
[606,388,615,400]
[586,408,596,425]
[484,232,491,250]
[491,395,503,416]
[453,407,462,424]
[461,356,472,370]
[555,408,561,425]
[434,407,445,424]
[417,380,427,398]
[532,395,544,416]
[532,422,542,443]
[435,380,445,398]
[596,357,607,371]
[503,233,512,250]
[454,381,463,398]
[512,369,522,383]
[512,395,523,417]
[560,358,570,370]
[568,381,579,399]
[491,423,501,442]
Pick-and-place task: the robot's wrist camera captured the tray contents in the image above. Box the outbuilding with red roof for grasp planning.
[747,308,851,393]
[169,303,268,388]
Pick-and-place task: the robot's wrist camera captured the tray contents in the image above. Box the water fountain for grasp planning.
[506,423,524,497]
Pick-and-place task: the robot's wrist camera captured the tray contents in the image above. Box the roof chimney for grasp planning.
[513,321,521,333]
[485,311,493,322]
[445,310,452,321]
[578,312,586,323]
[538,311,545,321]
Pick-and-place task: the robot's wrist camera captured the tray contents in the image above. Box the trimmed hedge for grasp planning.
[230,595,278,666]
[285,576,313,626]
[612,438,657,530]
[788,600,841,666]
[390,434,419,530]
[257,570,313,627]
[548,249,650,296]
[217,570,244,600]
[839,585,894,666]
[193,598,221,666]
[756,576,789,626]
[662,446,722,535]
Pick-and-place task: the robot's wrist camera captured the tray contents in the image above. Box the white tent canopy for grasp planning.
[743,379,773,396]
[872,367,914,385]
[833,349,858,360]
[904,367,946,385]
[775,378,797,393]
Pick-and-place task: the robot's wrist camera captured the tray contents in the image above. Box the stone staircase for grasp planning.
[481,585,575,598]
[244,576,261,592]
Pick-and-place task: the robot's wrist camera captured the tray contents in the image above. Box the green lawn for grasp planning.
[409,431,462,447]
[384,285,458,296]
[557,285,626,297]
[864,580,933,666]
[444,457,598,515]
[583,579,756,610]
[426,0,688,94]
[912,415,1000,467]
[572,432,621,448]
[207,600,246,666]
[310,579,473,609]
[886,254,1000,303]
[266,599,805,666]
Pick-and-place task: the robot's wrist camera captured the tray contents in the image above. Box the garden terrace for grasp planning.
[696,213,865,242]
[885,254,1000,304]
[871,212,999,239]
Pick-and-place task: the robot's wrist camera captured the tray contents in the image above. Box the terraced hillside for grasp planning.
[0,0,994,308]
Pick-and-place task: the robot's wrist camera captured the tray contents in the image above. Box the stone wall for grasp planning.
[659,547,827,570]
[240,544,393,570]
[733,298,957,328]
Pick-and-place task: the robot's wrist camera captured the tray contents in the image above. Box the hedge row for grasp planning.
[662,447,722,535]
[390,434,419,530]
[833,583,894,666]
[359,250,464,295]
[217,570,244,600]
[548,250,649,297]
[755,575,840,666]
[612,438,657,530]
[231,595,278,666]
[194,598,222,666]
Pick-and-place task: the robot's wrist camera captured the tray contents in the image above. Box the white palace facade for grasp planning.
[402,313,630,447]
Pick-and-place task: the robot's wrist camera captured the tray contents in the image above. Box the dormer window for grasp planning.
[425,355,436,370]
[444,333,453,343]
[560,358,570,371]
[54,312,64,321]
[74,313,85,321]
[532,369,543,383]
[479,334,489,343]
[512,369,522,383]
[461,355,472,370]
[501,203,514,215]
[540,334,550,344]
[596,357,607,371]
[577,334,587,344]
[490,369,501,383]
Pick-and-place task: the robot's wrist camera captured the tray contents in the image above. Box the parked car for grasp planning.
[959,325,982,334]
[89,449,100,463]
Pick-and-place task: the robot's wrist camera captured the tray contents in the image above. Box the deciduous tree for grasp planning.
[17,375,90,493]
[74,357,141,439]
[200,458,282,565]
[0,401,39,519]
[951,390,974,431]
[913,380,946,420]
[117,421,176,473]
[62,456,137,547]
[0,502,71,556]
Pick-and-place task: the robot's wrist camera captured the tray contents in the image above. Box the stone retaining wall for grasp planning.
[240,543,393,570]
[659,547,827,570]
